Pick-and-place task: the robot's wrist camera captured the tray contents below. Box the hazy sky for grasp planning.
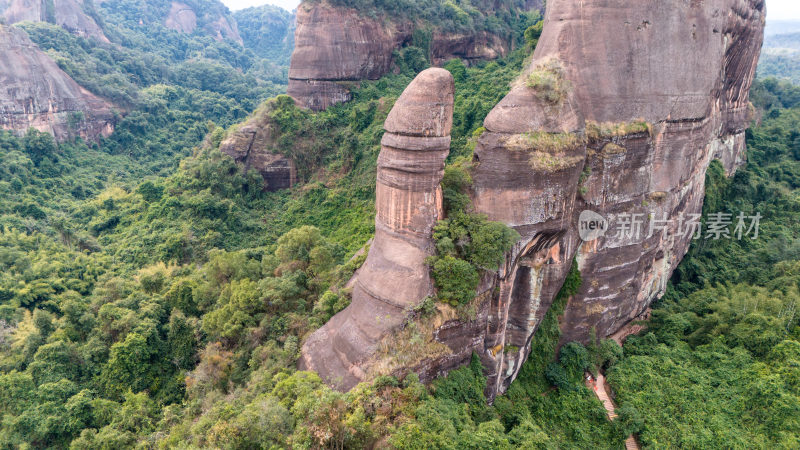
[222,0,799,18]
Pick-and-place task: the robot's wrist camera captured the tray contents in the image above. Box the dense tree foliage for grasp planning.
[233,4,295,66]
[759,32,800,85]
[2,3,800,446]
[310,0,537,36]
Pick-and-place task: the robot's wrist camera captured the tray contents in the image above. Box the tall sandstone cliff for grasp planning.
[0,0,109,42]
[287,1,541,111]
[299,0,766,400]
[0,25,115,141]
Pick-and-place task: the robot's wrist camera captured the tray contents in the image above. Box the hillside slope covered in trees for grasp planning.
[0,6,798,450]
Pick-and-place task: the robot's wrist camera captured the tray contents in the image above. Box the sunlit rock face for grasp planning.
[299,0,765,400]
[0,25,115,141]
[299,68,455,390]
[0,0,109,42]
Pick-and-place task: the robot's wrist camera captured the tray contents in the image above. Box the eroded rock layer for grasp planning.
[218,100,297,191]
[0,0,109,42]
[300,0,765,400]
[0,25,115,141]
[299,68,455,390]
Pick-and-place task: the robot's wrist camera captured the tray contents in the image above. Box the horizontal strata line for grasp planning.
[373,221,436,244]
[381,132,451,149]
[354,279,411,311]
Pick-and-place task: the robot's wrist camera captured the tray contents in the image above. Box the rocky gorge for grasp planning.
[296,0,767,400]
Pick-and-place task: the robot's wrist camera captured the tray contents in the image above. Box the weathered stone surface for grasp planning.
[163,1,243,44]
[287,3,409,111]
[218,101,296,191]
[440,0,764,399]
[430,31,507,66]
[0,0,109,42]
[164,1,197,34]
[0,25,115,141]
[298,0,765,401]
[299,68,455,390]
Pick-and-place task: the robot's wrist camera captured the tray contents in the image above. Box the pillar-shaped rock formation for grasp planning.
[299,0,765,401]
[299,68,455,390]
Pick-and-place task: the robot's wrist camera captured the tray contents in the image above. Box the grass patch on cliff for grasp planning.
[600,142,627,157]
[506,131,585,153]
[368,302,455,379]
[505,132,586,172]
[586,120,652,141]
[525,58,570,104]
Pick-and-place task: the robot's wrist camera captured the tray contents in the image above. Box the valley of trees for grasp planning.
[759,30,800,84]
[0,2,799,448]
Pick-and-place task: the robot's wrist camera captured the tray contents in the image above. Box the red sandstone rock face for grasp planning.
[299,68,455,390]
[0,25,115,141]
[163,1,243,44]
[287,3,410,111]
[218,103,297,191]
[444,0,765,398]
[298,0,765,400]
[0,0,109,42]
[287,2,522,111]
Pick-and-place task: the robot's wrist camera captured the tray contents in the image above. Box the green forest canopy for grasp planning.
[0,5,798,448]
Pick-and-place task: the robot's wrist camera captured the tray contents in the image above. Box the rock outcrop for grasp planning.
[299,68,455,390]
[287,2,530,111]
[0,0,109,42]
[218,100,297,191]
[163,1,242,44]
[300,0,765,400]
[0,25,115,141]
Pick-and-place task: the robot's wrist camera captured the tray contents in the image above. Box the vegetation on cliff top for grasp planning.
[310,0,539,36]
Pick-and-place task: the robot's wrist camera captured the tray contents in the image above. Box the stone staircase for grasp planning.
[590,373,641,450]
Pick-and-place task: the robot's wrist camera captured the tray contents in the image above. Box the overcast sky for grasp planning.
[222,0,799,18]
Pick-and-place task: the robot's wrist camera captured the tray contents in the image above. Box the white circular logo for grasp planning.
[579,210,608,241]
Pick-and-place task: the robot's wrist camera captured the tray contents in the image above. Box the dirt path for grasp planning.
[589,373,641,450]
